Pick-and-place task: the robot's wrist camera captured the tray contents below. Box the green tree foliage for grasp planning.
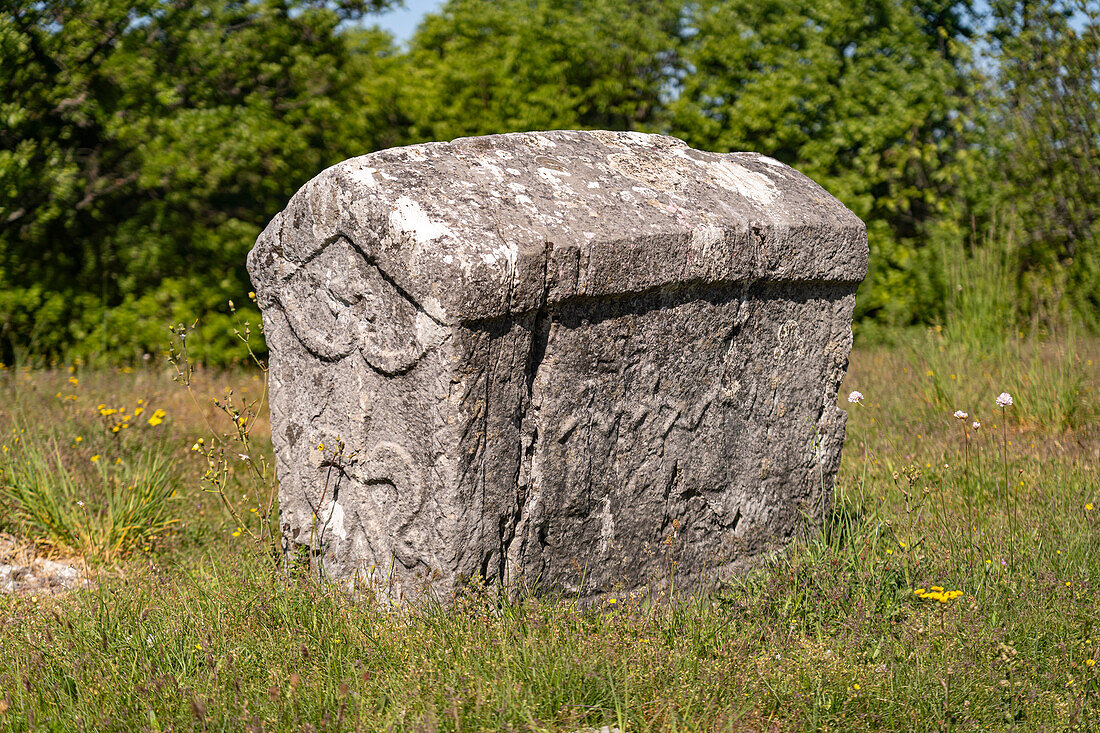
[403,0,685,139]
[1,0,1096,364]
[668,0,977,330]
[981,0,1100,330]
[0,0,401,363]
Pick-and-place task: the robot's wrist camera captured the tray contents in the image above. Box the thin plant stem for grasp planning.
[1001,405,1013,569]
[962,423,974,568]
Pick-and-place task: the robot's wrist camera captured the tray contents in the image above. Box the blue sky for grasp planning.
[371,0,445,44]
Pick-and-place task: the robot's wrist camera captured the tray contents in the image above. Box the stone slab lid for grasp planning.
[249,130,867,324]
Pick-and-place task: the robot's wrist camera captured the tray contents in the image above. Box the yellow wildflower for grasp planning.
[1087,659,1095,667]
[1087,503,1094,511]
[914,587,962,603]
[90,454,101,463]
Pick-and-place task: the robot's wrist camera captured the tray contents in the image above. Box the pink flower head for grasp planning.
[847,391,864,404]
[996,392,1013,408]
[953,410,968,420]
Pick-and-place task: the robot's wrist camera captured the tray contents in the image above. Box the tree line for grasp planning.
[1,0,1096,363]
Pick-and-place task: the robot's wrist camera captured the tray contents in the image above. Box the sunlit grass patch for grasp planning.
[0,330,1096,730]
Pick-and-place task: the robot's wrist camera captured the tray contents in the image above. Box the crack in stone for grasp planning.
[504,241,554,585]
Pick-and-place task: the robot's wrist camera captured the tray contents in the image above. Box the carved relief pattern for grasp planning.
[278,236,444,375]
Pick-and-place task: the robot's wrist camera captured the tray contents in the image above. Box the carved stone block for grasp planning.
[247,130,867,602]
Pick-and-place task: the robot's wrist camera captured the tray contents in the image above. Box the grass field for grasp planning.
[0,329,1097,732]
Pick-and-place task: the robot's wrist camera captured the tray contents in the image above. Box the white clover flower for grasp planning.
[996,392,1013,408]
[953,410,968,419]
[847,391,864,404]
[972,420,980,430]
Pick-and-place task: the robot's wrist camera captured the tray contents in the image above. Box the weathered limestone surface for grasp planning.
[247,130,867,602]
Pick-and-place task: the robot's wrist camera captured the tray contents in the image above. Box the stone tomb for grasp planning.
[247,130,867,602]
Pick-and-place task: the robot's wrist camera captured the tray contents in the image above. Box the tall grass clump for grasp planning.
[0,426,177,560]
[912,224,1094,432]
[0,367,184,562]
